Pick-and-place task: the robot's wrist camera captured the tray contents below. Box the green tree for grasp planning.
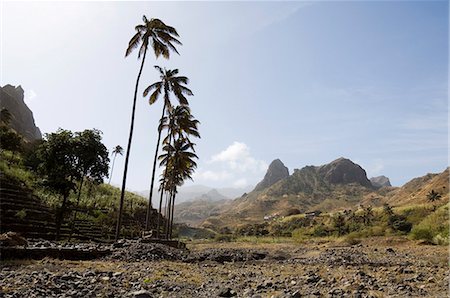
[362,205,374,226]
[117,16,181,241]
[108,145,123,184]
[333,213,347,236]
[427,190,442,211]
[0,125,23,153]
[142,67,193,231]
[35,129,80,240]
[383,203,394,216]
[70,129,110,238]
[427,190,441,203]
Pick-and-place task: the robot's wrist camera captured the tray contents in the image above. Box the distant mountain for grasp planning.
[171,189,233,227]
[370,176,392,188]
[136,185,253,206]
[253,159,289,191]
[202,157,376,229]
[173,198,232,227]
[0,84,41,141]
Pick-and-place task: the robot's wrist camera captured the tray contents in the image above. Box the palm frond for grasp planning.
[125,32,141,57]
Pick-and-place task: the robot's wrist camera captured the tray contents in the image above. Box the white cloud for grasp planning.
[210,141,268,173]
[193,170,232,182]
[233,178,248,188]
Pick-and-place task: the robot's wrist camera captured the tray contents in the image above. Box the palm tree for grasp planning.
[362,205,374,225]
[427,190,441,203]
[109,145,123,184]
[158,136,198,239]
[427,190,442,211]
[142,67,193,231]
[116,16,181,241]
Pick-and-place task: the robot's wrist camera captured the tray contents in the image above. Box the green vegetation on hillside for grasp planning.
[0,126,149,240]
[214,203,449,246]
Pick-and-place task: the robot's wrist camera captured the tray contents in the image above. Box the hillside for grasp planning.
[384,168,449,206]
[201,158,449,231]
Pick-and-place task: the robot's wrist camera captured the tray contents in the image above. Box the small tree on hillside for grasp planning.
[35,129,80,240]
[333,213,347,236]
[70,129,110,238]
[427,190,441,210]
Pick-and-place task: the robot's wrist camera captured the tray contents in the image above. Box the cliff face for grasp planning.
[253,159,289,191]
[318,158,373,188]
[0,84,42,141]
[370,176,392,188]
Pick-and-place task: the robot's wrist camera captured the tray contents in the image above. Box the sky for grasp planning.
[1,1,448,192]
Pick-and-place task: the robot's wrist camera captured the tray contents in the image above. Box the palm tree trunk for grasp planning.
[115,49,148,242]
[55,193,69,241]
[69,176,85,241]
[108,153,117,184]
[164,191,169,239]
[169,191,176,239]
[145,102,167,230]
[156,187,164,239]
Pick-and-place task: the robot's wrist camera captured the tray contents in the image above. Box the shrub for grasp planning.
[313,224,331,237]
[411,226,434,242]
[214,234,234,242]
[345,232,361,245]
[15,209,27,220]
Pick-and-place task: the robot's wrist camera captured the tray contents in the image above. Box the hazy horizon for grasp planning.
[2,1,448,191]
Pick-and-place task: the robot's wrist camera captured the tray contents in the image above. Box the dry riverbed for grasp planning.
[0,237,448,297]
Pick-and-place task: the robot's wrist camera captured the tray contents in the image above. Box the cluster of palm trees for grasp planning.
[115,15,199,241]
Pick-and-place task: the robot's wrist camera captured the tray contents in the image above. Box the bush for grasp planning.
[214,234,234,242]
[345,232,361,245]
[386,213,413,233]
[411,226,434,242]
[313,224,331,237]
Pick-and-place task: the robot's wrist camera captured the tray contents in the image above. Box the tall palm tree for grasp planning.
[153,106,200,238]
[116,16,181,241]
[142,67,193,231]
[109,145,123,184]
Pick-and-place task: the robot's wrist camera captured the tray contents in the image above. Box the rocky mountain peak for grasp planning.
[370,176,392,188]
[318,157,372,188]
[253,159,289,191]
[0,84,42,141]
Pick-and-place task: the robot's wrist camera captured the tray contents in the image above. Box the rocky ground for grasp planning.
[0,237,448,297]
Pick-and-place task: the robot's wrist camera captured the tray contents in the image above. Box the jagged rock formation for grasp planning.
[370,176,392,188]
[318,158,372,188]
[202,157,377,229]
[253,159,289,191]
[0,84,42,141]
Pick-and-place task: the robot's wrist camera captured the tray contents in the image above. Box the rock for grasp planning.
[253,159,289,191]
[386,248,395,254]
[318,158,372,188]
[291,290,301,298]
[130,290,152,298]
[218,287,237,297]
[0,84,42,141]
[370,176,392,188]
[0,232,28,247]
